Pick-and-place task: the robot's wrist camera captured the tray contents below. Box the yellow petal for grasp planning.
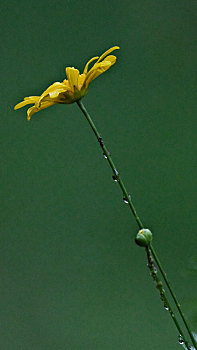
[83,56,99,74]
[85,61,112,86]
[38,82,68,105]
[49,89,64,98]
[39,82,66,98]
[96,46,120,63]
[66,67,80,92]
[27,106,39,120]
[14,96,40,110]
[78,74,86,90]
[27,100,56,121]
[63,79,69,88]
[102,55,117,65]
[15,46,120,119]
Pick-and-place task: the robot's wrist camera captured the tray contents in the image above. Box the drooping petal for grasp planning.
[27,100,56,121]
[14,96,40,110]
[27,106,39,120]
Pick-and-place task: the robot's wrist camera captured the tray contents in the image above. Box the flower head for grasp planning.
[14,46,120,120]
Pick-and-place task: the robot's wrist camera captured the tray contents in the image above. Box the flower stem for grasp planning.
[150,243,197,349]
[145,246,190,349]
[76,100,143,229]
[76,99,196,349]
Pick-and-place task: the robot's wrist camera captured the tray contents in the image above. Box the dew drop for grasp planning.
[112,175,118,182]
[178,335,184,345]
[162,300,169,310]
[123,195,131,204]
[153,265,158,273]
[123,197,128,204]
[114,169,119,176]
[103,150,111,159]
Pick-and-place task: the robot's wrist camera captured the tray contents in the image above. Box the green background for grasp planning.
[1,0,197,349]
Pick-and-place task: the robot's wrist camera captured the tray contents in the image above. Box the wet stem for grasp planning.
[76,100,197,350]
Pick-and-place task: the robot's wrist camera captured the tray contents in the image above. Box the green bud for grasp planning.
[135,228,152,247]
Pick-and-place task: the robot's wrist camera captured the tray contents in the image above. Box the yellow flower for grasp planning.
[14,46,120,120]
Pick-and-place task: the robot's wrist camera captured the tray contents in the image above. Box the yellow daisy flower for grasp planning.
[14,46,120,120]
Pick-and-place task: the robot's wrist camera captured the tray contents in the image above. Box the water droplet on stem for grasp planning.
[103,150,111,159]
[178,335,184,345]
[123,195,131,204]
[112,175,118,182]
[153,265,158,273]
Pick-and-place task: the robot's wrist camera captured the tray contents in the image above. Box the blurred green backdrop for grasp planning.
[1,0,197,349]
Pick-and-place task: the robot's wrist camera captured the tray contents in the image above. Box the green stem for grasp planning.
[76,99,196,349]
[76,100,143,229]
[150,243,197,349]
[145,246,190,349]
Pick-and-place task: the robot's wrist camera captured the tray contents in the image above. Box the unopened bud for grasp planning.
[135,228,152,247]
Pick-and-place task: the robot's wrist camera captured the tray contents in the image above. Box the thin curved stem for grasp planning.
[76,99,197,350]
